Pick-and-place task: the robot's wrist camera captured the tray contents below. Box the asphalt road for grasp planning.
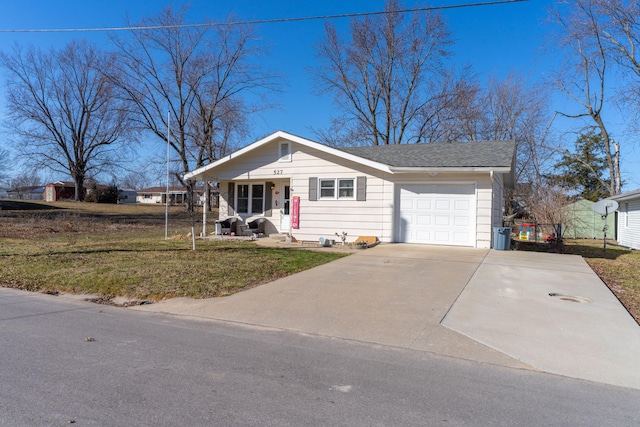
[1,288,639,426]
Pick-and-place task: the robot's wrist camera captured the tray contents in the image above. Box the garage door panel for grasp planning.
[401,198,415,209]
[416,230,432,240]
[398,184,475,247]
[454,200,470,210]
[416,215,431,225]
[454,216,469,226]
[435,216,450,226]
[417,200,432,209]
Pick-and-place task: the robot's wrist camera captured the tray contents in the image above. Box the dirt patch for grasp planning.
[84,295,152,307]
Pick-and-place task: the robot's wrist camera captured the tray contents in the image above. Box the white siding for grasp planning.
[618,199,640,250]
[208,137,506,248]
[213,139,394,242]
[491,172,504,228]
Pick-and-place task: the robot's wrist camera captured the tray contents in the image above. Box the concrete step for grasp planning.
[268,233,288,241]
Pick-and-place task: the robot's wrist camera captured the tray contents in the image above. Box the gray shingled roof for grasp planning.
[339,140,515,168]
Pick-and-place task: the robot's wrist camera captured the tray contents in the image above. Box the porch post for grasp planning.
[202,182,208,236]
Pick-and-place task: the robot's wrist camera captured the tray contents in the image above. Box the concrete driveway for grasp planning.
[134,244,640,390]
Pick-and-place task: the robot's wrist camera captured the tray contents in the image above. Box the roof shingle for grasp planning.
[339,140,515,168]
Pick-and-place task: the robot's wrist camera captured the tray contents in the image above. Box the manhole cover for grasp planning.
[548,293,592,303]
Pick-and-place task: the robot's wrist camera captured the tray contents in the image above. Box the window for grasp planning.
[338,179,354,198]
[251,184,264,214]
[236,183,265,215]
[319,179,335,198]
[279,142,291,162]
[319,178,355,199]
[237,184,249,214]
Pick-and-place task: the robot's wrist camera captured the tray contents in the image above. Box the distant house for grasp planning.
[44,181,76,201]
[136,185,217,206]
[118,189,137,204]
[610,189,640,250]
[137,186,187,205]
[563,199,616,240]
[6,185,44,200]
[44,181,115,202]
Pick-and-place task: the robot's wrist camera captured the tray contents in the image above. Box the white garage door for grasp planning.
[397,184,475,246]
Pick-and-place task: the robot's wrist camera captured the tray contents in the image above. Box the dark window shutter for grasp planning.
[356,176,366,201]
[309,177,318,201]
[227,182,235,216]
[264,182,273,217]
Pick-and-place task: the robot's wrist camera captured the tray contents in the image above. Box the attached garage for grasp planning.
[185,131,515,249]
[397,184,476,246]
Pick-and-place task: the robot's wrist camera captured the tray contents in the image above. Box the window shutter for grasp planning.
[227,182,235,216]
[264,182,273,217]
[356,176,366,201]
[309,177,318,201]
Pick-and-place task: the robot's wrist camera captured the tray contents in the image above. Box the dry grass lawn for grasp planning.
[0,200,348,302]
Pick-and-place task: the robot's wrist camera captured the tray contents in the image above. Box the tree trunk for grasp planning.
[74,175,85,201]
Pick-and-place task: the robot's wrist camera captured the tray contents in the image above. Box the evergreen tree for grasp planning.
[554,131,610,202]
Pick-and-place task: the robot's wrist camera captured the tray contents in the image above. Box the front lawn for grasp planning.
[0,201,347,301]
[562,239,640,324]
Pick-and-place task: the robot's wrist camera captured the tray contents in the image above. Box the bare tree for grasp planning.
[480,74,552,185]
[0,147,10,184]
[110,6,278,212]
[589,1,640,102]
[312,0,463,145]
[549,0,622,195]
[0,41,134,201]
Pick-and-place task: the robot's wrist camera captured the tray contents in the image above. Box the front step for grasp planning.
[268,233,288,241]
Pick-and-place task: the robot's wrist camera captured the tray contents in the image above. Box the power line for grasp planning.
[0,0,528,34]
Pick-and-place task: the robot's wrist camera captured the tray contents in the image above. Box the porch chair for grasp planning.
[246,218,267,236]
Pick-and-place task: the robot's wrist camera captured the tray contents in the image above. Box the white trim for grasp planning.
[279,141,292,162]
[317,177,356,200]
[184,130,392,180]
[184,130,514,181]
[610,190,640,202]
[319,178,336,199]
[235,182,266,216]
[389,166,511,174]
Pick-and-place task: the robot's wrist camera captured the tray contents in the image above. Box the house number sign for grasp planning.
[273,170,283,175]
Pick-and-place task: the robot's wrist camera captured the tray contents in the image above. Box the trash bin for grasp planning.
[493,227,511,250]
[214,221,223,235]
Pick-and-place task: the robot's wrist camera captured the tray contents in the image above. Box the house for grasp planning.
[184,131,515,248]
[610,189,640,250]
[44,181,114,201]
[563,199,617,240]
[136,186,215,206]
[118,189,137,204]
[137,186,187,204]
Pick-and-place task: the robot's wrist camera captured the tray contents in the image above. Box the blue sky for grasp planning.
[0,0,638,189]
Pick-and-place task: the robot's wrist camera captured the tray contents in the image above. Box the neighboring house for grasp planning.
[563,199,617,240]
[136,186,214,206]
[610,189,640,250]
[184,131,515,248]
[137,186,186,204]
[118,189,137,204]
[44,181,115,201]
[6,185,44,200]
